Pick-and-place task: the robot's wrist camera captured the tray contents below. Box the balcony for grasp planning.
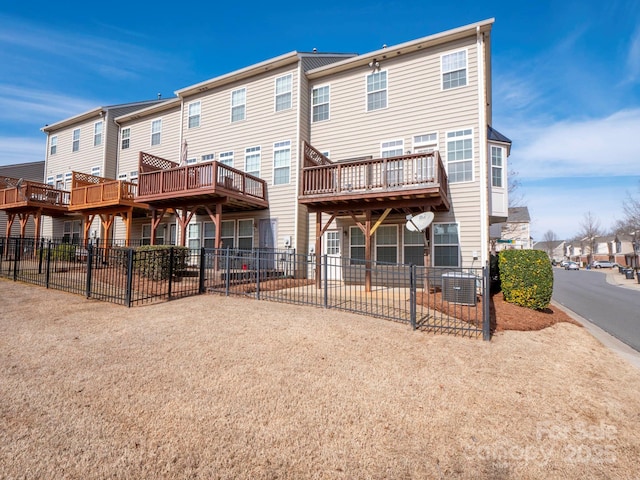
[298,143,450,213]
[0,176,69,216]
[136,152,268,211]
[68,171,146,212]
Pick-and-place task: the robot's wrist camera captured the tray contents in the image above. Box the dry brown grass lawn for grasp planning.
[1,279,640,479]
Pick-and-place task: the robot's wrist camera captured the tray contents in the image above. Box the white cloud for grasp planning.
[0,136,46,166]
[625,25,640,83]
[509,109,640,179]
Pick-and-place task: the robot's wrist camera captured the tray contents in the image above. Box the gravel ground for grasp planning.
[1,279,639,479]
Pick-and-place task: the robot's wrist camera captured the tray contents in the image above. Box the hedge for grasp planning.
[498,249,553,310]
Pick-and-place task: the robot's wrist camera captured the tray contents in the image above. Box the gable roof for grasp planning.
[507,207,530,223]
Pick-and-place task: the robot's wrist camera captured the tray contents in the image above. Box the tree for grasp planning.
[508,167,525,207]
[577,211,603,264]
[540,230,559,260]
[621,183,640,234]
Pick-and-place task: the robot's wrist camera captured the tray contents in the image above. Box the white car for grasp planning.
[565,262,580,270]
[592,261,614,268]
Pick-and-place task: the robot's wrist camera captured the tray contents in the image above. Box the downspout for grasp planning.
[294,58,302,255]
[178,95,185,245]
[477,26,489,265]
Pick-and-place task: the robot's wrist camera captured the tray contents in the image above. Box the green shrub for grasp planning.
[51,243,77,261]
[132,245,190,280]
[498,249,553,310]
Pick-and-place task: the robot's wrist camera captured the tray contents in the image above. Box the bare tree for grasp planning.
[508,167,525,207]
[577,211,603,264]
[540,229,559,260]
[622,183,640,234]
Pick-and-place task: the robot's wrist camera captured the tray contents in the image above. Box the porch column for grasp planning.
[175,207,195,247]
[18,212,30,238]
[34,210,42,245]
[99,213,115,246]
[6,212,15,240]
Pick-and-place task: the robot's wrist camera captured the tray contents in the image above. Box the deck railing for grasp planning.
[71,180,137,207]
[0,183,70,208]
[137,152,266,202]
[301,151,447,197]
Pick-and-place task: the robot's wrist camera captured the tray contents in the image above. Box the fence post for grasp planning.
[86,244,93,298]
[38,237,45,275]
[45,240,52,288]
[13,238,20,281]
[483,264,491,341]
[168,247,174,300]
[199,247,206,293]
[323,254,328,308]
[125,248,134,307]
[255,249,261,300]
[225,246,230,296]
[410,264,417,330]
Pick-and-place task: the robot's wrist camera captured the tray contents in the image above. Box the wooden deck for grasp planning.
[136,152,268,211]
[68,172,147,212]
[298,143,450,213]
[0,176,70,216]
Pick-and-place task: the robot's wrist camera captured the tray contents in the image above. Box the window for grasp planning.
[446,129,473,183]
[221,220,235,249]
[312,85,330,122]
[231,88,246,122]
[442,50,467,90]
[219,151,233,167]
[275,74,292,112]
[55,174,63,190]
[91,166,101,177]
[381,139,404,185]
[188,101,201,128]
[326,231,340,255]
[47,176,54,186]
[404,229,425,266]
[350,227,365,264]
[245,146,261,177]
[238,219,253,249]
[121,128,130,149]
[201,153,214,162]
[187,223,200,250]
[118,173,127,181]
[433,223,460,267]
[186,158,197,165]
[151,119,162,146]
[64,172,72,190]
[376,225,398,263]
[63,220,82,244]
[491,146,504,188]
[273,140,291,185]
[130,171,138,184]
[413,133,438,153]
[50,136,57,155]
[72,129,80,152]
[203,222,216,248]
[366,70,387,111]
[142,224,165,246]
[94,121,103,146]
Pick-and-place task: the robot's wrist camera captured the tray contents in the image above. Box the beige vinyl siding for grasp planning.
[308,35,484,266]
[103,112,121,179]
[117,105,182,179]
[0,161,45,238]
[179,64,301,249]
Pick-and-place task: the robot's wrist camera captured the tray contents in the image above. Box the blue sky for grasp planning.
[1,0,639,241]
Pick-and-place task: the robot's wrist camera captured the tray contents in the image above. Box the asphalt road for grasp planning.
[553,268,640,352]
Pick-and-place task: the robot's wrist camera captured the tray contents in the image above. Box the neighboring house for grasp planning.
[532,239,565,263]
[32,18,509,275]
[0,161,46,238]
[614,233,638,267]
[490,207,531,251]
[40,100,164,242]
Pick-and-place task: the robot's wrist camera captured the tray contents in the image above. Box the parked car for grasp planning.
[560,260,569,267]
[592,261,614,268]
[565,262,580,270]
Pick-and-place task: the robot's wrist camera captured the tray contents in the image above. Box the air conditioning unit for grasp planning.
[442,272,477,305]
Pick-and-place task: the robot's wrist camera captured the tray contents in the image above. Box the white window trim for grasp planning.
[311,84,330,123]
[201,153,215,162]
[432,222,461,268]
[412,132,439,153]
[219,151,234,167]
[440,48,468,91]
[91,166,101,177]
[231,87,247,123]
[374,224,398,263]
[93,121,103,147]
[188,101,201,129]
[72,128,80,152]
[445,127,474,184]
[490,145,505,189]
[121,128,131,150]
[151,118,162,146]
[244,145,261,177]
[272,140,291,186]
[380,139,404,158]
[274,74,293,112]
[237,219,254,249]
[50,135,57,155]
[365,69,388,112]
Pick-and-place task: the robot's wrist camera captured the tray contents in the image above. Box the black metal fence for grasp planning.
[0,237,489,339]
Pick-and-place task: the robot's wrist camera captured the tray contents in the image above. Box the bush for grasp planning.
[498,249,553,310]
[132,245,190,280]
[51,243,77,261]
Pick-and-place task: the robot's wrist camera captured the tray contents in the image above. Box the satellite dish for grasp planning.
[15,178,24,188]
[405,211,434,232]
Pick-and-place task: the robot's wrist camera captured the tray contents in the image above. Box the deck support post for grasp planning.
[315,212,322,288]
[365,210,372,293]
[175,208,195,247]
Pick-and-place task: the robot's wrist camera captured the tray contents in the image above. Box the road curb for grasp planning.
[551,300,640,370]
